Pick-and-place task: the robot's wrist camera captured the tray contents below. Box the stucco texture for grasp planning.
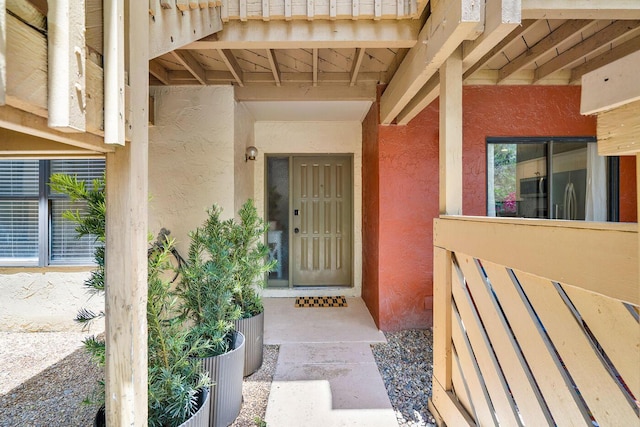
[149,86,240,256]
[364,85,610,332]
[254,121,363,297]
[0,271,104,332]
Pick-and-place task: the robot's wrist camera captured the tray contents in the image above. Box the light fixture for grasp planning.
[245,146,258,162]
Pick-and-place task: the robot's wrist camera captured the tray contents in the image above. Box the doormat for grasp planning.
[295,296,348,308]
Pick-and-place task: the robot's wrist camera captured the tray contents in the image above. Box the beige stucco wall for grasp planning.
[149,86,237,256]
[234,102,256,214]
[253,121,363,297]
[0,270,104,332]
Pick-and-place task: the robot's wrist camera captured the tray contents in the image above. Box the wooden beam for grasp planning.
[462,0,521,71]
[0,127,103,157]
[463,19,535,80]
[350,48,366,86]
[285,0,292,20]
[266,49,282,86]
[522,0,640,20]
[48,0,87,132]
[263,0,270,20]
[86,0,103,55]
[498,19,593,83]
[581,50,640,115]
[352,0,359,19]
[439,47,463,215]
[307,0,314,20]
[160,0,172,8]
[374,0,381,20]
[395,73,438,125]
[396,0,404,18]
[184,20,420,49]
[7,0,46,32]
[104,0,124,145]
[240,0,247,20]
[329,0,336,19]
[570,35,640,84]
[176,0,189,11]
[534,20,640,83]
[0,104,111,152]
[312,48,319,86]
[222,0,229,21]
[0,0,5,106]
[105,0,149,423]
[162,69,383,85]
[596,100,640,155]
[400,0,522,126]
[217,49,245,86]
[433,248,453,391]
[190,0,200,9]
[234,81,377,101]
[380,0,482,125]
[171,50,207,84]
[149,1,222,58]
[149,60,170,85]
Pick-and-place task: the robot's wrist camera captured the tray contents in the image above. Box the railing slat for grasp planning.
[434,216,638,306]
[451,347,474,419]
[481,260,592,426]
[452,260,521,426]
[451,305,497,425]
[517,269,638,425]
[562,284,640,400]
[456,254,554,425]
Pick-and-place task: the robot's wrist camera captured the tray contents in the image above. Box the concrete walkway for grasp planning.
[263,298,399,427]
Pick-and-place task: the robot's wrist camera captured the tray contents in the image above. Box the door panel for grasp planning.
[292,156,352,286]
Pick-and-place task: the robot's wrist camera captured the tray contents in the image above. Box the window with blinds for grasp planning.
[0,159,105,267]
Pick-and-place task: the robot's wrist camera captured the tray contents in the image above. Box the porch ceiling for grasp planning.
[148,1,640,123]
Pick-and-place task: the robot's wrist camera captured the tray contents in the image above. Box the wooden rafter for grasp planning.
[217,48,245,86]
[160,69,382,85]
[184,20,420,49]
[266,49,282,86]
[570,34,640,84]
[463,19,535,80]
[498,19,594,83]
[380,0,482,125]
[350,48,366,86]
[312,48,319,86]
[149,60,170,85]
[0,127,103,157]
[533,20,640,83]
[396,74,438,125]
[171,50,207,84]
[522,0,640,20]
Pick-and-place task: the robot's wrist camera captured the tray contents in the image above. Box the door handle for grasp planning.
[294,228,300,234]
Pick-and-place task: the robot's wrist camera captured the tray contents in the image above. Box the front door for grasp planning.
[292,156,352,286]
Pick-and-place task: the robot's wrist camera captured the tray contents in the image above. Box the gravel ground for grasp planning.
[372,329,437,427]
[1,330,434,427]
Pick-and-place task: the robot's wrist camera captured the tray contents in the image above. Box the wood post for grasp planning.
[439,46,463,215]
[104,0,149,424]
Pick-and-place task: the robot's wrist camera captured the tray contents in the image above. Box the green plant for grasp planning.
[51,173,211,426]
[254,416,268,427]
[229,199,276,318]
[177,205,242,357]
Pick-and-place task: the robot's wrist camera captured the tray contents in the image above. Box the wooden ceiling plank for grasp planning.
[353,0,359,20]
[396,73,439,125]
[522,0,640,20]
[307,0,314,20]
[217,48,245,86]
[240,0,248,20]
[263,0,270,20]
[285,0,292,20]
[570,34,640,84]
[350,47,366,86]
[234,81,377,101]
[149,60,170,85]
[380,0,482,125]
[313,48,319,86]
[374,0,381,20]
[266,49,282,86]
[222,0,229,21]
[497,19,593,82]
[184,20,420,49]
[396,0,404,19]
[330,0,336,19]
[171,50,207,84]
[534,20,640,83]
[462,0,522,71]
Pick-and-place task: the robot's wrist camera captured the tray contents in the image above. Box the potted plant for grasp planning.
[177,205,245,427]
[229,199,276,376]
[50,174,212,427]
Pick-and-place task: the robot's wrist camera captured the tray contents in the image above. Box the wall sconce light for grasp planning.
[245,146,258,162]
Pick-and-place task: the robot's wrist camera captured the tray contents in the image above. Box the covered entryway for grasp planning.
[266,155,353,288]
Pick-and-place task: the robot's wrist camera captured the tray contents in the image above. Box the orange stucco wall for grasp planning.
[363,85,637,332]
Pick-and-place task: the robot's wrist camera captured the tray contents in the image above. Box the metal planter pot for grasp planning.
[200,331,245,427]
[93,387,210,427]
[234,311,264,376]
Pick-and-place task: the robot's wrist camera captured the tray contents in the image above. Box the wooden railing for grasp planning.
[430,216,639,427]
